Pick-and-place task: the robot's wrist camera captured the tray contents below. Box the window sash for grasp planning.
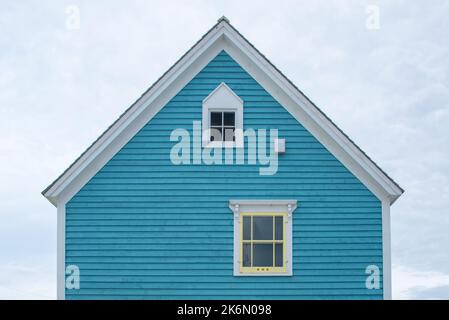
[239,212,287,273]
[209,111,236,142]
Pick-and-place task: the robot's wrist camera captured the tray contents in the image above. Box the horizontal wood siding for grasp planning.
[66,51,383,299]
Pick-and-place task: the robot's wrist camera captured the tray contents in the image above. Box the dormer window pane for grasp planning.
[224,128,235,142]
[224,112,235,126]
[210,127,222,142]
[210,112,222,126]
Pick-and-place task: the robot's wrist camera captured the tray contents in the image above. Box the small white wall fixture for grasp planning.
[274,138,286,154]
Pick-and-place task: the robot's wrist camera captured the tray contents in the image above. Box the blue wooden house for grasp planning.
[43,17,403,300]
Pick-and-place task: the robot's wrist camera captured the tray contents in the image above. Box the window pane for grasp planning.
[275,216,283,240]
[210,127,222,141]
[224,127,235,142]
[253,244,273,267]
[210,112,222,126]
[253,216,273,240]
[242,216,251,240]
[223,112,235,126]
[275,244,283,267]
[242,243,251,267]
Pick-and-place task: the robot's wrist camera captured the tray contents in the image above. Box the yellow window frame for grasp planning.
[240,212,287,274]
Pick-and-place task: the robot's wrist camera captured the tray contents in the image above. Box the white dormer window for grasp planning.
[202,82,243,148]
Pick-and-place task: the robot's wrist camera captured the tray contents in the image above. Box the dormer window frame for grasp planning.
[202,82,244,148]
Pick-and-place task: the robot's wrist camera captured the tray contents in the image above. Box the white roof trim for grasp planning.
[43,18,403,207]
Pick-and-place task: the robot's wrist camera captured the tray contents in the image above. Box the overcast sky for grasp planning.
[1,0,448,299]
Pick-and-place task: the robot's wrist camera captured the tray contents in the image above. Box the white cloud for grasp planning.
[0,260,55,300]
[393,265,449,300]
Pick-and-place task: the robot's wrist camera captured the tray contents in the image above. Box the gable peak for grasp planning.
[217,16,230,24]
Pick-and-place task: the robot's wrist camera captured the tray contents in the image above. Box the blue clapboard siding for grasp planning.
[65,51,383,299]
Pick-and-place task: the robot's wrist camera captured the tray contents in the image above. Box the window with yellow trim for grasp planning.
[240,213,287,273]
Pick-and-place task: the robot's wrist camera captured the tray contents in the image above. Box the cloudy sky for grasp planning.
[1,0,448,299]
